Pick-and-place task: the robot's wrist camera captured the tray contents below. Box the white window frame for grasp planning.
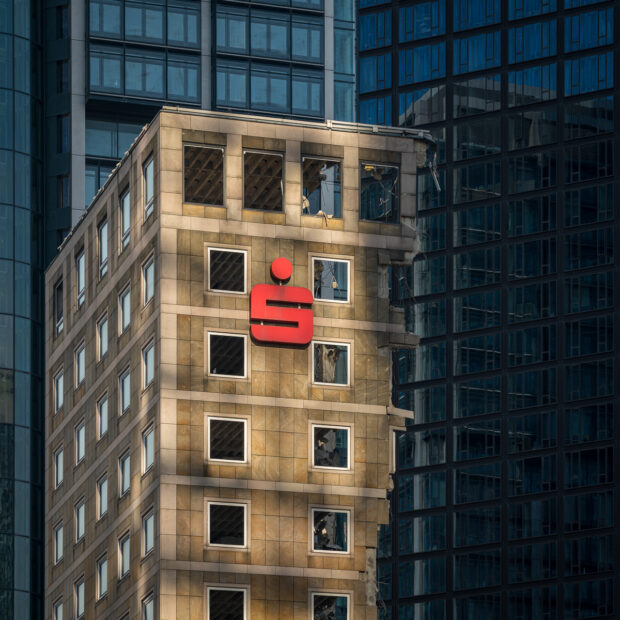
[96,554,108,599]
[142,593,155,620]
[207,247,248,294]
[54,446,64,488]
[53,521,63,564]
[311,423,351,471]
[119,532,130,578]
[75,249,85,308]
[310,507,351,555]
[142,424,154,473]
[120,188,131,250]
[310,592,351,620]
[206,587,248,620]
[97,393,108,439]
[97,474,108,520]
[53,599,63,620]
[54,368,64,413]
[142,339,155,389]
[142,254,155,306]
[119,451,131,496]
[119,283,131,333]
[74,578,85,619]
[74,420,85,465]
[143,156,154,219]
[206,500,248,550]
[311,256,351,304]
[75,499,85,542]
[119,366,130,415]
[207,416,248,464]
[97,312,108,361]
[207,332,248,379]
[98,217,108,278]
[74,342,85,388]
[142,509,154,556]
[311,340,351,387]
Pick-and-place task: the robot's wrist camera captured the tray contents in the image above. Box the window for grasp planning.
[302,158,342,218]
[243,151,283,211]
[96,555,107,599]
[119,284,130,332]
[142,510,154,555]
[565,51,613,96]
[398,42,446,85]
[53,600,63,620]
[207,501,247,548]
[119,533,130,577]
[54,369,64,412]
[54,447,64,488]
[454,32,501,74]
[120,189,130,250]
[75,421,85,464]
[312,508,349,553]
[141,255,154,305]
[54,279,63,334]
[208,248,246,294]
[313,342,349,385]
[142,425,154,472]
[97,314,108,361]
[141,340,155,389]
[183,146,224,206]
[360,163,399,223]
[53,522,63,564]
[312,593,349,619]
[119,451,131,495]
[312,258,349,303]
[360,9,391,50]
[142,593,155,620]
[167,54,200,102]
[75,499,85,541]
[292,16,322,62]
[208,333,247,378]
[215,60,249,108]
[97,474,108,519]
[74,578,84,619]
[508,20,557,64]
[399,1,446,42]
[143,157,154,219]
[75,343,85,387]
[97,393,108,439]
[168,1,199,47]
[119,367,130,414]
[359,95,392,125]
[75,250,85,308]
[312,425,350,469]
[98,218,108,277]
[208,417,247,463]
[58,115,70,153]
[89,0,121,38]
[57,5,69,38]
[126,49,165,97]
[360,53,391,94]
[207,588,246,620]
[508,62,557,107]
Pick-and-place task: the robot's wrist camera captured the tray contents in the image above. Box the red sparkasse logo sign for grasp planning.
[250,258,313,345]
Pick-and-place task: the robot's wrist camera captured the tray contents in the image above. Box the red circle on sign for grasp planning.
[271,257,293,281]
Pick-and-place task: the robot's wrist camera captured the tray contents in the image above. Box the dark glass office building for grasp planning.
[362,0,620,618]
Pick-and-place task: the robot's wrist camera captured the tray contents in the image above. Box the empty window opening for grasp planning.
[184,146,224,205]
[208,417,246,462]
[312,509,349,553]
[360,163,399,223]
[208,502,246,547]
[312,593,349,620]
[208,333,246,378]
[243,151,283,211]
[313,425,349,469]
[302,158,342,218]
[313,258,349,302]
[208,588,246,620]
[208,248,246,293]
[313,342,349,385]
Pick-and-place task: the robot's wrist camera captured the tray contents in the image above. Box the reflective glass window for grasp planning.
[508,368,556,410]
[125,0,164,43]
[399,42,446,84]
[89,0,121,37]
[509,542,557,583]
[216,7,248,54]
[508,62,557,107]
[312,258,348,302]
[292,69,323,117]
[565,51,613,96]
[412,300,446,338]
[399,471,446,510]
[412,386,446,424]
[565,95,613,140]
[508,324,556,367]
[508,150,557,193]
[359,9,391,50]
[454,0,500,31]
[565,315,612,357]
[251,63,289,113]
[400,558,445,596]
[454,117,500,160]
[454,506,500,547]
[125,50,165,98]
[413,255,445,295]
[399,86,446,126]
[565,359,613,401]
[455,596,501,619]
[565,139,613,183]
[453,334,501,375]
[292,16,322,63]
[565,183,612,226]
[168,1,199,48]
[453,247,501,289]
[507,106,557,149]
[564,579,613,618]
[508,194,556,236]
[564,227,613,270]
[167,54,200,102]
[453,73,501,116]
[453,203,500,245]
[360,163,399,222]
[454,463,501,503]
[454,550,500,590]
[360,53,390,94]
[565,403,613,445]
[454,419,501,460]
[509,410,557,453]
[454,31,501,74]
[302,158,341,218]
[399,0,445,42]
[508,281,556,323]
[453,160,501,203]
[509,20,556,63]
[402,514,445,552]
[251,10,289,59]
[416,168,445,210]
[564,490,613,532]
[359,95,391,125]
[509,454,557,495]
[565,7,613,52]
[509,0,557,19]
[454,376,501,418]
[453,291,500,332]
[566,534,613,576]
[417,213,445,252]
[216,60,248,108]
[509,498,557,539]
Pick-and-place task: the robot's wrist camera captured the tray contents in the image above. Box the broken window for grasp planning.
[312,258,349,302]
[313,425,349,469]
[360,163,399,223]
[312,593,349,620]
[312,509,349,553]
[243,151,283,211]
[313,342,349,385]
[209,417,246,462]
[54,278,64,334]
[208,588,246,620]
[208,333,246,378]
[184,145,224,205]
[208,502,246,547]
[208,248,246,293]
[302,158,342,218]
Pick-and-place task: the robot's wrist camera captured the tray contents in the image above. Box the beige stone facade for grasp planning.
[44,110,431,619]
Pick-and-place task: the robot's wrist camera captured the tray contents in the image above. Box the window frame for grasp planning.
[142,592,155,620]
[142,254,155,306]
[119,366,131,415]
[54,446,64,488]
[120,188,131,251]
[97,312,108,361]
[143,156,155,220]
[53,599,63,620]
[74,498,85,542]
[97,392,108,439]
[119,283,131,333]
[74,419,86,465]
[142,424,155,473]
[207,415,248,464]
[75,249,86,308]
[142,509,155,557]
[311,256,351,304]
[206,586,249,620]
[310,591,351,620]
[310,506,351,555]
[54,368,64,413]
[206,247,248,295]
[98,217,109,278]
[301,156,343,219]
[74,341,86,388]
[53,521,63,564]
[74,577,85,619]
[183,144,225,207]
[207,331,248,379]
[310,423,352,472]
[119,450,131,497]
[206,500,248,550]
[311,340,352,387]
[97,473,108,520]
[242,150,284,212]
[54,278,64,335]
[96,553,108,600]
[142,339,155,389]
[118,531,131,578]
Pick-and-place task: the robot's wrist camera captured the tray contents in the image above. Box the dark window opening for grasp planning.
[243,152,283,211]
[57,6,69,38]
[313,259,349,302]
[360,163,399,223]
[209,418,245,462]
[313,594,348,620]
[57,60,69,93]
[208,249,245,293]
[184,146,224,206]
[58,115,70,153]
[58,175,70,210]
[209,334,245,377]
[302,158,341,218]
[313,342,348,385]
[208,589,245,620]
[312,509,348,552]
[54,280,63,334]
[208,503,245,547]
[313,426,349,469]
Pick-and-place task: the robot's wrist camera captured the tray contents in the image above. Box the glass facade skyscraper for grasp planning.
[362,0,619,618]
